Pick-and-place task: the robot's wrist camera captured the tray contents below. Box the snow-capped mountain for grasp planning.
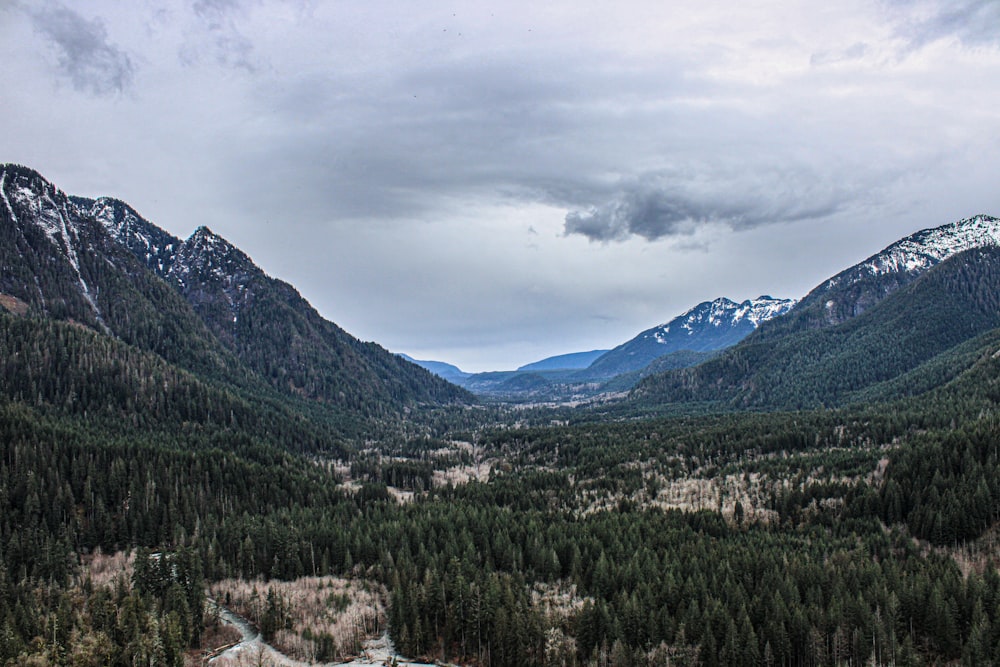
[105,211,470,408]
[75,196,260,345]
[652,296,796,342]
[0,163,248,381]
[75,196,180,276]
[0,163,470,411]
[823,214,1000,291]
[773,214,1000,330]
[582,296,796,379]
[637,244,1000,410]
[1,165,109,330]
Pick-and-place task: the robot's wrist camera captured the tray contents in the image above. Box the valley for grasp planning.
[3,164,1000,666]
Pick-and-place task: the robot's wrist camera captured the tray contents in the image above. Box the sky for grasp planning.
[3,0,1000,372]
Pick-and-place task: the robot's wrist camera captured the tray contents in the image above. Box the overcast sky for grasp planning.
[3,0,1000,371]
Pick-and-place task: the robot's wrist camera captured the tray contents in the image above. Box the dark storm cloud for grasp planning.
[564,170,849,242]
[891,0,1000,49]
[26,3,134,95]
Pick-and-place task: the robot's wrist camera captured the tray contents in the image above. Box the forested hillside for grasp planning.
[0,164,471,421]
[635,245,1000,409]
[84,185,470,414]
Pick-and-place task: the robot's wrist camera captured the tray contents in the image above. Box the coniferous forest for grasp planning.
[4,165,1000,665]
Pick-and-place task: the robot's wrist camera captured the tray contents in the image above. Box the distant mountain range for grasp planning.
[582,296,796,380]
[398,354,471,383]
[518,350,609,371]
[407,214,1000,405]
[5,161,1000,416]
[410,296,797,399]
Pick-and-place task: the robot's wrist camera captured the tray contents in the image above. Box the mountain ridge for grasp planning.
[581,296,796,380]
[1,163,471,419]
[518,349,609,372]
[635,240,1000,410]
[757,214,1000,338]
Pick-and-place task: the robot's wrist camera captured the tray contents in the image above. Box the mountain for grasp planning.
[398,354,471,382]
[83,195,469,413]
[2,164,470,422]
[72,195,180,276]
[636,240,1000,410]
[758,214,1000,339]
[0,164,241,382]
[448,298,793,400]
[581,296,796,379]
[518,350,609,372]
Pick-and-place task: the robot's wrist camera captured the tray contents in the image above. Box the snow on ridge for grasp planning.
[88,198,180,276]
[741,296,798,326]
[650,296,795,343]
[5,172,110,332]
[0,172,18,225]
[90,198,140,245]
[825,214,1000,290]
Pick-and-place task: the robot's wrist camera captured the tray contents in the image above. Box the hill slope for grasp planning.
[3,164,470,422]
[758,214,1000,339]
[397,354,471,383]
[518,350,609,372]
[635,245,1000,409]
[0,164,240,382]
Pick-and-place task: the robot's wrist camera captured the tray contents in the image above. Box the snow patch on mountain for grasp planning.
[648,296,797,345]
[83,197,180,277]
[824,214,1000,291]
[2,168,109,332]
[0,173,17,225]
[90,198,178,275]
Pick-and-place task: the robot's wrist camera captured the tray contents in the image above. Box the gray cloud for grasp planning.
[26,3,134,95]
[220,51,704,227]
[6,0,1000,369]
[183,0,256,70]
[890,0,1000,50]
[564,169,849,242]
[810,42,871,67]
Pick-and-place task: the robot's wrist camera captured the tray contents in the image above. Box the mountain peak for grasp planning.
[669,296,797,335]
[782,213,1000,327]
[3,163,471,414]
[582,295,795,380]
[822,214,1000,292]
[173,226,256,284]
[190,225,217,240]
[186,225,231,250]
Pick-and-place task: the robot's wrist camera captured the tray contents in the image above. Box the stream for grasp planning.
[207,598,436,667]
